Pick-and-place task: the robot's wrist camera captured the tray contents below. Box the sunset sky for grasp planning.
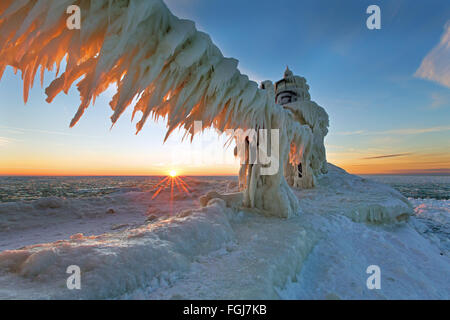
[0,0,449,176]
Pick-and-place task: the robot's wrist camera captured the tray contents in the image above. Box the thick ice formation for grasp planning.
[0,200,236,299]
[0,0,329,218]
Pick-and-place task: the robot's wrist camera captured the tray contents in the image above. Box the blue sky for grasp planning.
[0,0,449,175]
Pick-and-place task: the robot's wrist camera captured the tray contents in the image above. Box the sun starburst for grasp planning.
[151,171,191,203]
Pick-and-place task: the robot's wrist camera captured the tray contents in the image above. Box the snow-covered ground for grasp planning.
[0,165,448,299]
[0,177,235,251]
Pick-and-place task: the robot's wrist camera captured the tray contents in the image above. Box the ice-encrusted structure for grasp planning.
[274,67,329,189]
[0,0,328,218]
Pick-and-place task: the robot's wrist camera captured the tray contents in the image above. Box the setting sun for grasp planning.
[151,169,190,200]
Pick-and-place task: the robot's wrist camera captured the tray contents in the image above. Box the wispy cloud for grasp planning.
[380,126,450,135]
[362,153,412,160]
[335,130,366,136]
[415,21,450,88]
[429,92,450,109]
[0,137,12,146]
[0,128,25,135]
[336,126,450,136]
[0,125,99,138]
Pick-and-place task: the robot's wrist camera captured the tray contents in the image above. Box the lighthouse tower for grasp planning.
[274,67,311,105]
[273,67,319,189]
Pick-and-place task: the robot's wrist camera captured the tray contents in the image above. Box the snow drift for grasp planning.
[0,200,235,299]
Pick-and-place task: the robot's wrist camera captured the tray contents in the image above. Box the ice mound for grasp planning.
[34,197,66,209]
[410,198,449,254]
[295,164,413,223]
[0,201,235,299]
[134,211,319,299]
[412,198,450,225]
[278,213,450,300]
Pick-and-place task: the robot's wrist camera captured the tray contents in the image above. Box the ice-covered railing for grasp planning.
[0,0,328,218]
[0,0,275,135]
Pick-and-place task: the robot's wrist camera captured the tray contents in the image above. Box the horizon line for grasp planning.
[1,172,449,177]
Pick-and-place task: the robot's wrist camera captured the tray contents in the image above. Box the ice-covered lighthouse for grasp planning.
[234,66,330,217]
[275,67,314,185]
[269,67,329,190]
[275,66,311,105]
